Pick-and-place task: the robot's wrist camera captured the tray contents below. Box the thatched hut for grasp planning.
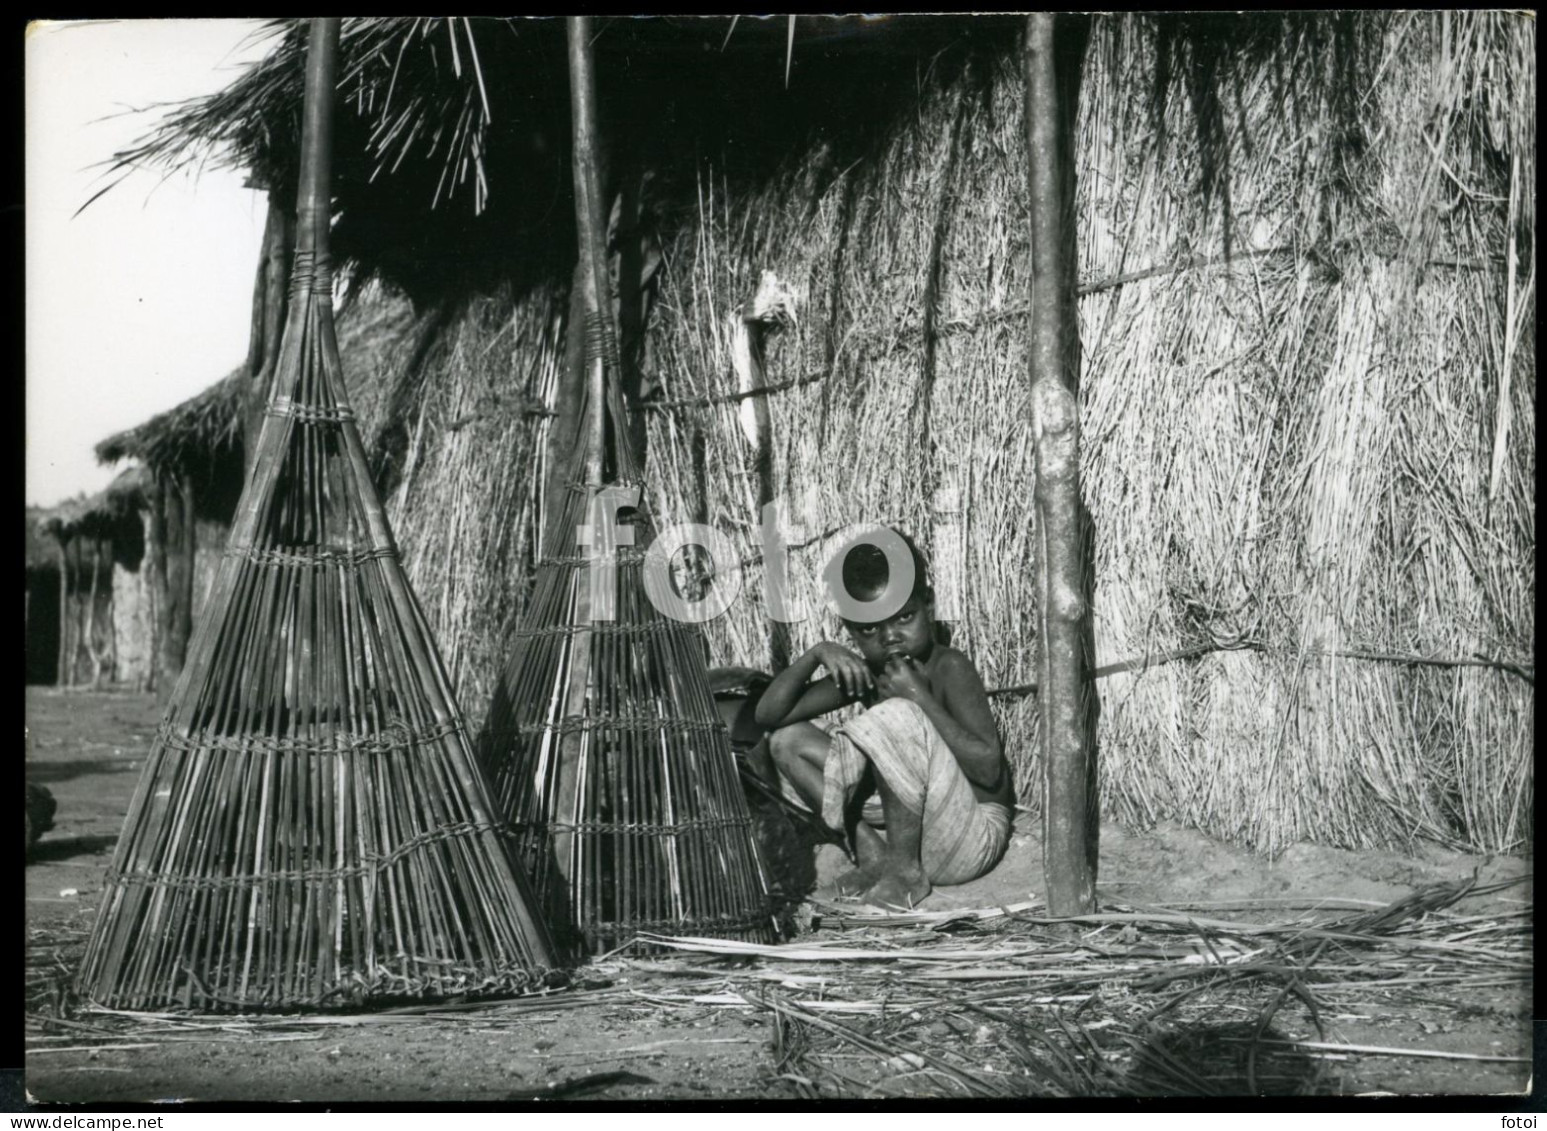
[100,14,1533,854]
[93,287,419,694]
[28,468,151,688]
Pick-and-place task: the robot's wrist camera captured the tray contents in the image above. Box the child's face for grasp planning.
[843,595,936,669]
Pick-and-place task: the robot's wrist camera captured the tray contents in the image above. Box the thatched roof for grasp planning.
[25,508,60,572]
[39,466,148,541]
[105,15,1536,287]
[106,17,1032,301]
[29,467,149,573]
[93,14,1535,856]
[94,281,420,522]
[96,369,243,479]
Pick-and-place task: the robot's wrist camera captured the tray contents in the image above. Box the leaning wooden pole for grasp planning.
[547,15,612,889]
[478,17,774,955]
[569,15,611,488]
[1025,14,1096,916]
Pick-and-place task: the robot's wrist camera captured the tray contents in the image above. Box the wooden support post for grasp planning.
[55,536,72,688]
[158,471,196,703]
[86,536,105,689]
[543,261,591,557]
[569,16,611,488]
[614,165,652,471]
[551,14,611,890]
[143,488,165,695]
[243,200,296,477]
[543,79,610,557]
[1024,13,1097,916]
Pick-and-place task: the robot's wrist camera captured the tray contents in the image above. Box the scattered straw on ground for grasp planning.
[27,873,1530,1099]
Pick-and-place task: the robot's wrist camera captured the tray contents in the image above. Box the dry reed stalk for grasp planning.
[35,875,1529,1098]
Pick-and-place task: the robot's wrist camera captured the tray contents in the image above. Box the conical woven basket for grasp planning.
[76,19,557,1012]
[478,431,778,955]
[477,21,774,956]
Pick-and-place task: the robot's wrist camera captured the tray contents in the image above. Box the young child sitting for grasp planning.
[752,531,1013,909]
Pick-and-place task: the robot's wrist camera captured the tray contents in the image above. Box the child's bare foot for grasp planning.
[862,869,931,911]
[827,866,878,897]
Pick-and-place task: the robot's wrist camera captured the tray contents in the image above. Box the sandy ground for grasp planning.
[24,686,1534,1104]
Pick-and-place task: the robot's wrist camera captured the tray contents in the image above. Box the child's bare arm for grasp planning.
[754,643,868,729]
[875,651,1006,794]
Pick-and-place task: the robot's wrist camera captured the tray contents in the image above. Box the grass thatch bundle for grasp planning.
[77,22,557,1011]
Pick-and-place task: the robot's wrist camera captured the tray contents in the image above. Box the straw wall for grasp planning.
[625,13,1533,853]
[341,282,572,719]
[332,14,1530,855]
[111,555,153,690]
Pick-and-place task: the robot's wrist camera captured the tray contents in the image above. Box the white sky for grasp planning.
[26,18,275,508]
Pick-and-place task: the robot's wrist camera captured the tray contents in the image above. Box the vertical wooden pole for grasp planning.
[543,262,591,557]
[551,15,609,894]
[86,536,104,689]
[1025,14,1097,916]
[243,200,296,477]
[55,536,71,687]
[615,165,652,470]
[568,15,611,487]
[295,19,339,265]
[159,472,196,703]
[144,487,165,695]
[103,534,121,687]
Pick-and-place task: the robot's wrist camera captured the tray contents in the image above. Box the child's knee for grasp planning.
[866,697,930,728]
[767,725,806,767]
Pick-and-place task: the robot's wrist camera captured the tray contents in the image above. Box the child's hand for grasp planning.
[876,656,931,703]
[813,642,873,698]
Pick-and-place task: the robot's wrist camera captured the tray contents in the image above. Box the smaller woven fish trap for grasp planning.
[480,19,773,956]
[76,19,557,1012]
[479,383,777,956]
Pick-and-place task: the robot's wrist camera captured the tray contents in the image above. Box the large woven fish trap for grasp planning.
[479,391,776,956]
[76,20,557,1013]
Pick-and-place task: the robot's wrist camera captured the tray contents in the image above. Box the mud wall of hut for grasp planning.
[111,555,153,689]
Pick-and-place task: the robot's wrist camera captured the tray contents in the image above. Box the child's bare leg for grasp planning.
[769,724,883,896]
[742,736,777,788]
[832,822,886,895]
[861,770,931,910]
[767,723,829,810]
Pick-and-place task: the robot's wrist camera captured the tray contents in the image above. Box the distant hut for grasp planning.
[29,468,149,688]
[93,289,418,696]
[24,508,63,685]
[98,15,1533,854]
[91,372,242,696]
